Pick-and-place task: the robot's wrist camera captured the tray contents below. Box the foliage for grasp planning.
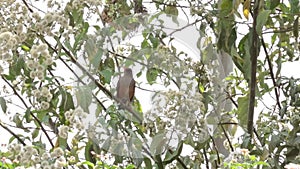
[0,0,299,168]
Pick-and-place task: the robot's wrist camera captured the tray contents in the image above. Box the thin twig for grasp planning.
[203,148,209,169]
[0,122,26,146]
[209,135,221,167]
[22,0,33,12]
[261,38,282,111]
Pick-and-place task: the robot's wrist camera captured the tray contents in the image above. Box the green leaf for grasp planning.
[59,87,75,112]
[24,108,32,123]
[270,0,280,9]
[150,133,166,155]
[80,161,95,168]
[76,86,92,113]
[0,97,7,113]
[13,114,29,132]
[125,164,136,169]
[32,128,40,140]
[85,38,103,69]
[293,17,299,39]
[256,10,271,35]
[85,140,94,164]
[148,33,159,48]
[146,68,160,85]
[144,157,153,169]
[100,69,113,84]
[165,5,178,16]
[163,141,183,164]
[237,95,249,128]
[57,136,68,149]
[289,0,300,13]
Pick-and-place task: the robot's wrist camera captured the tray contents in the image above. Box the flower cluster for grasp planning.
[144,89,204,141]
[27,43,53,80]
[0,31,16,62]
[5,144,66,168]
[59,107,87,138]
[32,86,53,110]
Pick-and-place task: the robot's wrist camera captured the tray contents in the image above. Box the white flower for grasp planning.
[54,156,66,168]
[38,44,48,51]
[46,93,53,102]
[41,87,49,96]
[75,122,84,130]
[36,65,45,71]
[0,32,12,42]
[41,160,49,166]
[33,89,41,98]
[65,110,73,119]
[30,49,39,58]
[30,71,36,79]
[43,165,52,169]
[58,125,69,139]
[74,107,87,118]
[45,57,53,65]
[3,52,13,61]
[41,153,50,161]
[26,60,35,69]
[41,101,50,110]
[51,147,64,158]
[36,71,45,80]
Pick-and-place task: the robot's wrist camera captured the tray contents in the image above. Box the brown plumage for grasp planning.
[116,68,135,104]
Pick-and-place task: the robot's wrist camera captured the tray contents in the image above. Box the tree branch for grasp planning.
[261,38,282,111]
[247,0,260,136]
[1,76,55,148]
[0,122,26,146]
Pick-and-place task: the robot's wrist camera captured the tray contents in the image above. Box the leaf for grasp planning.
[76,86,92,113]
[32,128,40,140]
[56,136,68,149]
[148,33,159,48]
[293,17,299,39]
[125,164,136,169]
[165,5,178,16]
[146,68,159,85]
[59,87,75,112]
[150,133,166,155]
[256,10,271,35]
[289,0,300,13]
[24,108,32,123]
[84,38,103,69]
[100,69,113,84]
[163,141,183,164]
[0,97,7,113]
[237,95,249,128]
[84,140,93,163]
[270,0,280,10]
[144,157,153,169]
[80,161,95,168]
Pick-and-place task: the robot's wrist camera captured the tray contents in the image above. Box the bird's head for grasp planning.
[123,67,133,76]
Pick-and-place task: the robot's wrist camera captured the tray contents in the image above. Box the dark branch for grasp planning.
[261,38,282,111]
[247,0,260,137]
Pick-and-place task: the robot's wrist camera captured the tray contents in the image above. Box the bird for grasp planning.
[116,68,135,104]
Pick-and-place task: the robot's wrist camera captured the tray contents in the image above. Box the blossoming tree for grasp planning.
[0,0,299,168]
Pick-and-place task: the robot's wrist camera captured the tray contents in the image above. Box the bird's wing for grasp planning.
[129,78,135,102]
[116,77,121,99]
